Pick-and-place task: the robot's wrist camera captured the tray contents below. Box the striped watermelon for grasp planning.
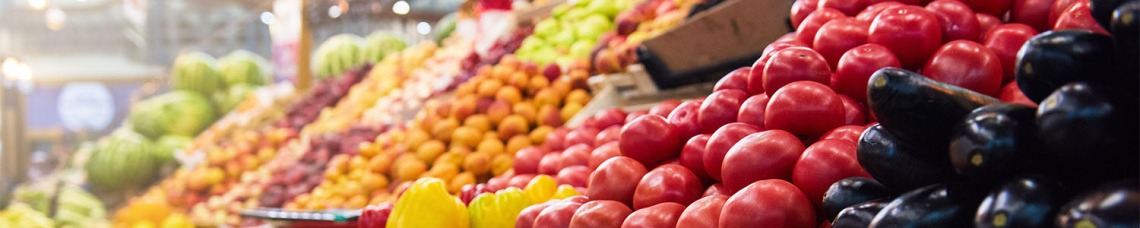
[85,129,160,192]
[171,52,222,96]
[129,91,216,139]
[217,50,271,87]
[312,34,365,79]
[362,32,407,63]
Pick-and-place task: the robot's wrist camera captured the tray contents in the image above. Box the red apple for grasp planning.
[765,81,845,138]
[515,147,548,174]
[736,94,770,129]
[720,179,816,228]
[698,90,748,134]
[569,200,633,228]
[535,201,583,228]
[676,195,729,228]
[588,156,649,206]
[594,126,621,146]
[518,201,558,228]
[543,63,562,81]
[621,115,682,167]
[591,109,628,130]
[588,142,621,170]
[792,139,870,208]
[648,100,681,117]
[763,47,832,93]
[566,128,600,148]
[621,202,686,228]
[679,134,713,181]
[836,94,866,126]
[703,183,728,197]
[561,144,593,168]
[715,67,752,92]
[819,125,867,145]
[556,165,592,188]
[721,130,806,193]
[633,164,705,209]
[703,123,762,181]
[668,100,703,140]
[539,152,564,175]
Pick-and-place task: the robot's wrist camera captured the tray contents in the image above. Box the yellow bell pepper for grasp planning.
[523,175,558,204]
[468,187,531,228]
[550,185,580,200]
[387,178,470,228]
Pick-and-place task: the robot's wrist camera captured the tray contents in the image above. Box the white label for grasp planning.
[57,82,115,132]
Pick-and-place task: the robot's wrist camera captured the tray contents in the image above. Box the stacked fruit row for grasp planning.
[284,55,592,212]
[591,0,697,74]
[356,0,1138,227]
[187,42,440,227]
[516,0,636,68]
[359,37,477,128]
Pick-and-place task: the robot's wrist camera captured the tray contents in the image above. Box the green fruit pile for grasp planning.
[85,130,162,192]
[171,52,222,97]
[516,0,634,66]
[129,91,216,140]
[363,32,408,64]
[217,50,271,88]
[313,34,366,79]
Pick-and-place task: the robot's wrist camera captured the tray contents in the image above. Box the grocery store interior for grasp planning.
[0,0,1136,227]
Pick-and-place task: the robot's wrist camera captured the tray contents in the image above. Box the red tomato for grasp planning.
[676,195,729,228]
[517,202,557,228]
[535,201,583,228]
[703,123,763,181]
[589,142,621,170]
[590,109,627,130]
[832,43,901,102]
[715,67,751,92]
[632,164,705,209]
[720,179,816,228]
[667,100,703,140]
[791,139,871,209]
[796,8,848,47]
[697,90,748,134]
[765,81,846,137]
[959,0,1014,17]
[648,100,681,118]
[791,0,820,28]
[594,126,621,146]
[764,47,832,93]
[588,156,649,206]
[679,134,713,181]
[837,94,867,126]
[819,0,868,16]
[721,130,807,193]
[621,115,682,167]
[1054,1,1111,34]
[856,1,906,22]
[1050,0,1081,27]
[814,18,871,69]
[569,200,633,228]
[982,23,1038,84]
[625,111,648,123]
[622,202,686,228]
[1011,0,1057,31]
[737,94,771,129]
[921,40,1004,96]
[868,5,943,70]
[819,125,868,144]
[775,32,800,44]
[976,13,1002,36]
[998,82,1039,108]
[750,41,809,95]
[704,183,728,197]
[925,0,983,42]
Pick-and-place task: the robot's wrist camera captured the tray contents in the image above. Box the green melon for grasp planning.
[85,129,159,192]
[363,32,408,64]
[213,83,255,114]
[312,34,365,79]
[170,52,222,96]
[217,50,271,87]
[129,91,216,140]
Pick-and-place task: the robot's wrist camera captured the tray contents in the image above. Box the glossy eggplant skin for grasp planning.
[1037,83,1139,186]
[869,184,975,228]
[949,103,1044,185]
[1093,0,1126,29]
[867,68,1001,158]
[975,176,1062,228]
[857,124,958,192]
[1056,181,1140,228]
[822,177,895,220]
[1112,1,1140,78]
[833,200,888,228]
[1015,31,1119,103]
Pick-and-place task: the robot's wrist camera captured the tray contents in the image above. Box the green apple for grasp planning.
[534,19,561,39]
[587,0,620,17]
[520,36,547,51]
[576,15,613,39]
[552,4,571,19]
[555,56,577,67]
[548,29,577,50]
[569,40,595,58]
[532,47,559,65]
[563,8,591,21]
[574,0,593,7]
